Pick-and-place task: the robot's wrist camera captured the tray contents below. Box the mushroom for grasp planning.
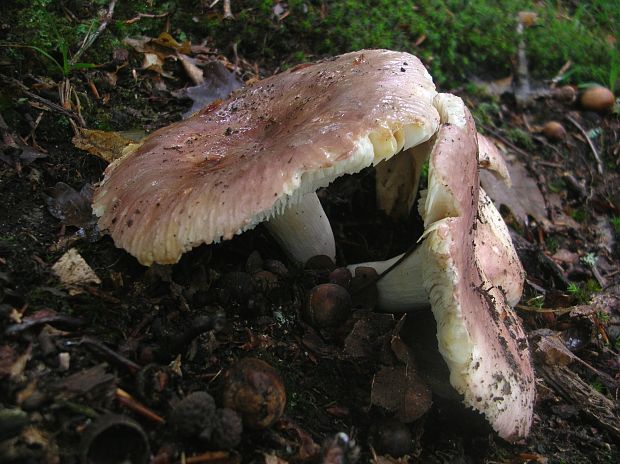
[350,93,534,441]
[93,50,441,265]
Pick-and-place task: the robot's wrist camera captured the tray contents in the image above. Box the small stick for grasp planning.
[551,60,572,87]
[80,336,141,373]
[565,114,604,175]
[479,124,532,160]
[125,11,169,25]
[514,13,532,106]
[0,75,82,126]
[223,0,234,19]
[116,388,165,425]
[71,0,117,64]
[184,451,230,464]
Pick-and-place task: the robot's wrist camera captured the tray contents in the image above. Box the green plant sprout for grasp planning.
[1,40,96,78]
[567,279,601,304]
[611,216,620,235]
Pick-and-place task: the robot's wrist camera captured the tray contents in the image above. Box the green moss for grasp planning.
[611,217,620,236]
[505,127,535,150]
[471,100,501,127]
[545,235,560,254]
[567,279,601,304]
[571,208,588,223]
[3,0,617,88]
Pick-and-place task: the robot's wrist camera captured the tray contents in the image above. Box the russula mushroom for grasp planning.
[350,93,534,441]
[93,50,441,265]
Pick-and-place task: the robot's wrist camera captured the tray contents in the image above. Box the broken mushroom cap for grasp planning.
[348,185,524,311]
[422,93,534,441]
[475,188,525,307]
[349,97,523,312]
[477,133,511,187]
[349,93,533,441]
[93,49,440,265]
[376,132,511,220]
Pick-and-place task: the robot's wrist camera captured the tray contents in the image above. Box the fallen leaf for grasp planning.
[370,366,432,423]
[480,153,549,227]
[45,183,96,230]
[264,453,288,464]
[373,456,409,464]
[72,128,141,163]
[141,52,174,78]
[0,345,18,379]
[530,329,575,367]
[344,312,395,359]
[51,363,116,397]
[51,248,101,287]
[10,344,32,381]
[0,144,47,168]
[183,61,243,118]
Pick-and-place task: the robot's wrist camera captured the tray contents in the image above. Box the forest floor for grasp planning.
[1,2,620,464]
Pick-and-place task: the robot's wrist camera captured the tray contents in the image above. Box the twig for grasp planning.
[516,304,571,314]
[80,336,141,373]
[125,11,169,25]
[223,0,234,19]
[479,124,532,159]
[116,388,165,425]
[565,114,604,175]
[0,113,17,146]
[0,74,83,126]
[184,451,230,464]
[71,0,117,64]
[551,60,572,87]
[514,14,531,106]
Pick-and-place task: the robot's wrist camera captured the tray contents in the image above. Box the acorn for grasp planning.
[580,86,615,112]
[221,357,286,429]
[303,283,352,329]
[329,267,353,289]
[541,121,567,141]
[552,85,576,103]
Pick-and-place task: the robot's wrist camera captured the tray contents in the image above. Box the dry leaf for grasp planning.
[52,249,101,287]
[370,366,432,423]
[72,128,141,163]
[183,61,243,118]
[264,453,288,464]
[178,54,204,85]
[480,154,549,227]
[46,182,96,230]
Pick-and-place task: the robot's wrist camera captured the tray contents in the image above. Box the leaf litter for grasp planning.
[1,8,620,464]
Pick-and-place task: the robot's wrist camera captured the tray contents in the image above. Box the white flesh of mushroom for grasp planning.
[264,192,336,263]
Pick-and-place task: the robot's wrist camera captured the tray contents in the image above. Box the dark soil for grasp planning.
[1,5,620,464]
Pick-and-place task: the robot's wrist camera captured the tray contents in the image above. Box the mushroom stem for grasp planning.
[265,192,336,263]
[348,247,429,312]
[375,141,432,219]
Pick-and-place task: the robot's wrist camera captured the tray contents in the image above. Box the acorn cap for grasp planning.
[93,50,440,265]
